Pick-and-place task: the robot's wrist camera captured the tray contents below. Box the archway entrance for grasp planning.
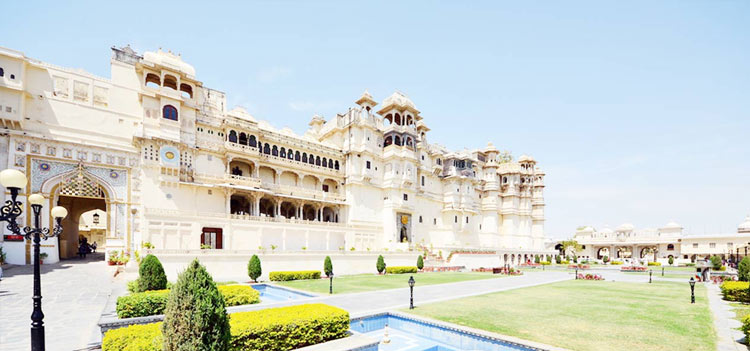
[57,196,106,259]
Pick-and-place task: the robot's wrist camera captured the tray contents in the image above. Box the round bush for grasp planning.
[138,254,167,292]
[248,254,262,283]
[162,259,230,351]
[739,257,750,281]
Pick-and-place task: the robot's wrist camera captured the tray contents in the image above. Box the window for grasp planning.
[322,184,329,192]
[366,161,371,169]
[272,145,278,156]
[74,81,89,102]
[145,73,160,88]
[0,67,3,77]
[162,105,178,121]
[334,161,340,170]
[433,218,437,225]
[466,217,469,224]
[163,75,178,90]
[419,216,423,223]
[180,83,193,99]
[228,130,238,143]
[421,176,425,186]
[667,244,675,251]
[93,86,108,107]
[454,216,458,223]
[53,76,69,98]
[709,243,716,248]
[692,243,698,248]
[403,194,408,201]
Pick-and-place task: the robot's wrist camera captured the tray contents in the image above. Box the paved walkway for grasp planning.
[0,254,119,351]
[706,283,747,351]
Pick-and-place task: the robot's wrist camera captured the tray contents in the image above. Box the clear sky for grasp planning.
[3,1,749,239]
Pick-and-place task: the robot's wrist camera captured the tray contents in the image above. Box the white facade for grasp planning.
[570,216,750,264]
[0,45,549,265]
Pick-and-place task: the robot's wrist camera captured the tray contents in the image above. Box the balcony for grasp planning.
[225,142,343,177]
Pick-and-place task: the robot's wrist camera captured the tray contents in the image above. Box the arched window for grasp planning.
[322,158,327,168]
[328,160,334,169]
[394,136,401,146]
[309,155,315,165]
[179,83,193,99]
[163,75,178,90]
[145,73,160,88]
[667,244,675,251]
[287,149,294,160]
[272,145,278,156]
[295,151,301,161]
[263,143,270,154]
[315,156,321,166]
[384,114,392,125]
[334,161,339,170]
[162,105,178,121]
[249,135,257,147]
[301,153,307,163]
[280,147,286,158]
[395,113,401,125]
[228,130,238,143]
[239,132,248,145]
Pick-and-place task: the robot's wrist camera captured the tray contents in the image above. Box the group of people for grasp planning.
[77,238,97,259]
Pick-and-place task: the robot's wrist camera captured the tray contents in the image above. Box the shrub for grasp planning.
[103,304,349,351]
[117,285,260,318]
[685,263,696,267]
[540,261,551,265]
[269,270,321,281]
[610,261,623,265]
[386,266,418,274]
[230,303,349,350]
[138,254,167,292]
[710,255,723,270]
[648,262,661,266]
[743,316,750,342]
[324,256,333,277]
[720,281,749,302]
[417,255,424,270]
[555,255,562,264]
[377,255,386,274]
[534,255,540,264]
[127,279,140,294]
[560,260,570,265]
[248,254,262,283]
[602,255,609,263]
[102,322,163,351]
[162,259,230,351]
[739,257,750,282]
[668,256,674,265]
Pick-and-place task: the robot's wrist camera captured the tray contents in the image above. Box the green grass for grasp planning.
[623,272,694,279]
[403,280,715,351]
[275,272,502,294]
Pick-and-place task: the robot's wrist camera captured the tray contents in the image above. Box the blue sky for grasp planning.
[3,1,749,239]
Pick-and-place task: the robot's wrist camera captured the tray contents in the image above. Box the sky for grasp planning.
[2,1,749,239]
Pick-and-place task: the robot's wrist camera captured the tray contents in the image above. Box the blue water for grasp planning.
[251,284,314,303]
[351,314,536,351]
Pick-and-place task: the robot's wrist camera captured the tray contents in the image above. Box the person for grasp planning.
[78,238,90,259]
[91,242,97,253]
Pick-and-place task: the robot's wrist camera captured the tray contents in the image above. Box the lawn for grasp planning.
[275,272,503,294]
[403,280,715,351]
[623,272,694,279]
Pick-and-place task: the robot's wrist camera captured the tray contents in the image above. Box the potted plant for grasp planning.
[108,250,119,265]
[39,252,49,264]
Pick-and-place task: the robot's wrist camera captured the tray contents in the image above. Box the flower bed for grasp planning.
[620,266,648,272]
[422,266,463,272]
[577,273,605,280]
[720,281,748,302]
[103,303,349,351]
[472,267,522,275]
[519,263,540,268]
[116,285,260,318]
[568,264,590,270]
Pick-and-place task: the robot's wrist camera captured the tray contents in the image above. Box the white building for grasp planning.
[0,45,550,266]
[569,216,750,264]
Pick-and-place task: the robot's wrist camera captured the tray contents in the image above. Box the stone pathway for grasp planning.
[0,254,119,351]
[706,283,746,351]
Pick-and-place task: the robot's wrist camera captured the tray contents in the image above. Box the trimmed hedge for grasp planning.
[103,304,349,351]
[610,261,623,265]
[720,281,749,302]
[647,262,661,266]
[269,270,321,282]
[116,285,260,318]
[386,266,418,274]
[742,315,750,341]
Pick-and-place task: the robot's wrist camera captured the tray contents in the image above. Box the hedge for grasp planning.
[742,315,750,341]
[647,262,661,266]
[103,304,349,351]
[269,270,321,281]
[610,261,623,265]
[720,281,749,302]
[116,285,260,318]
[386,266,418,274]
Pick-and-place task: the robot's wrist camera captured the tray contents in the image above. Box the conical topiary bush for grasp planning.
[138,254,167,292]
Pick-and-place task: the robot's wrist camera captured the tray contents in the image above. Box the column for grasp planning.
[254,196,260,216]
[276,200,281,217]
[225,192,231,215]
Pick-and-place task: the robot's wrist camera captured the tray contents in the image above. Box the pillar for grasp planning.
[254,196,260,216]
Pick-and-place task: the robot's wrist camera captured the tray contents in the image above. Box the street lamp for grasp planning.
[0,169,67,351]
[649,270,652,283]
[689,277,695,304]
[575,267,578,280]
[329,272,334,295]
[408,275,415,309]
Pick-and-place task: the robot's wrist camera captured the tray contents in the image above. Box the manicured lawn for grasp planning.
[403,280,715,351]
[275,272,502,294]
[623,272,694,279]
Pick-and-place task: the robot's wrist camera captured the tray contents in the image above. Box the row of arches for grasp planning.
[145,73,193,99]
[227,130,341,170]
[229,159,340,193]
[230,194,339,222]
[383,133,416,149]
[384,112,417,128]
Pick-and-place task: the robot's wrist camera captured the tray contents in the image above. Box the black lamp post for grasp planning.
[575,267,578,279]
[662,267,664,277]
[0,169,67,351]
[408,275,415,309]
[329,272,334,295]
[689,277,695,304]
[649,270,652,283]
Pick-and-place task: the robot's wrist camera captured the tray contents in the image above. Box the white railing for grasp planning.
[145,207,348,227]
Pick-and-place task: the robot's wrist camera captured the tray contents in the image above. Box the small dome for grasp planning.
[739,215,750,232]
[381,91,416,110]
[582,226,595,233]
[485,142,498,153]
[143,49,196,76]
[600,227,614,234]
[356,89,376,106]
[617,223,634,231]
[663,221,681,229]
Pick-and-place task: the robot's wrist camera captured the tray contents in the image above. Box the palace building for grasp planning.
[0,45,549,266]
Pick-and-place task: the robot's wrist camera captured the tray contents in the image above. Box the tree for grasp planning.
[162,259,230,351]
[324,256,333,277]
[555,255,562,264]
[138,254,167,292]
[668,256,675,266]
[534,255,540,264]
[710,255,722,270]
[602,255,609,263]
[738,257,750,281]
[561,240,582,258]
[417,255,424,270]
[248,254,261,283]
[376,255,386,274]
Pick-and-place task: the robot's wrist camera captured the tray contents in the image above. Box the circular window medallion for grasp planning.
[165,151,175,160]
[39,163,50,171]
[109,171,119,179]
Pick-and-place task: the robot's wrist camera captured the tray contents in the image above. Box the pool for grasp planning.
[251,284,315,303]
[350,313,541,351]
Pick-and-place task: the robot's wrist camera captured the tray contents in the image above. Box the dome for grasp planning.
[355,89,376,106]
[663,221,682,229]
[582,226,595,233]
[228,107,256,122]
[143,49,196,76]
[600,227,614,234]
[518,155,535,163]
[381,91,416,110]
[617,223,634,231]
[484,142,498,153]
[739,215,750,232]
